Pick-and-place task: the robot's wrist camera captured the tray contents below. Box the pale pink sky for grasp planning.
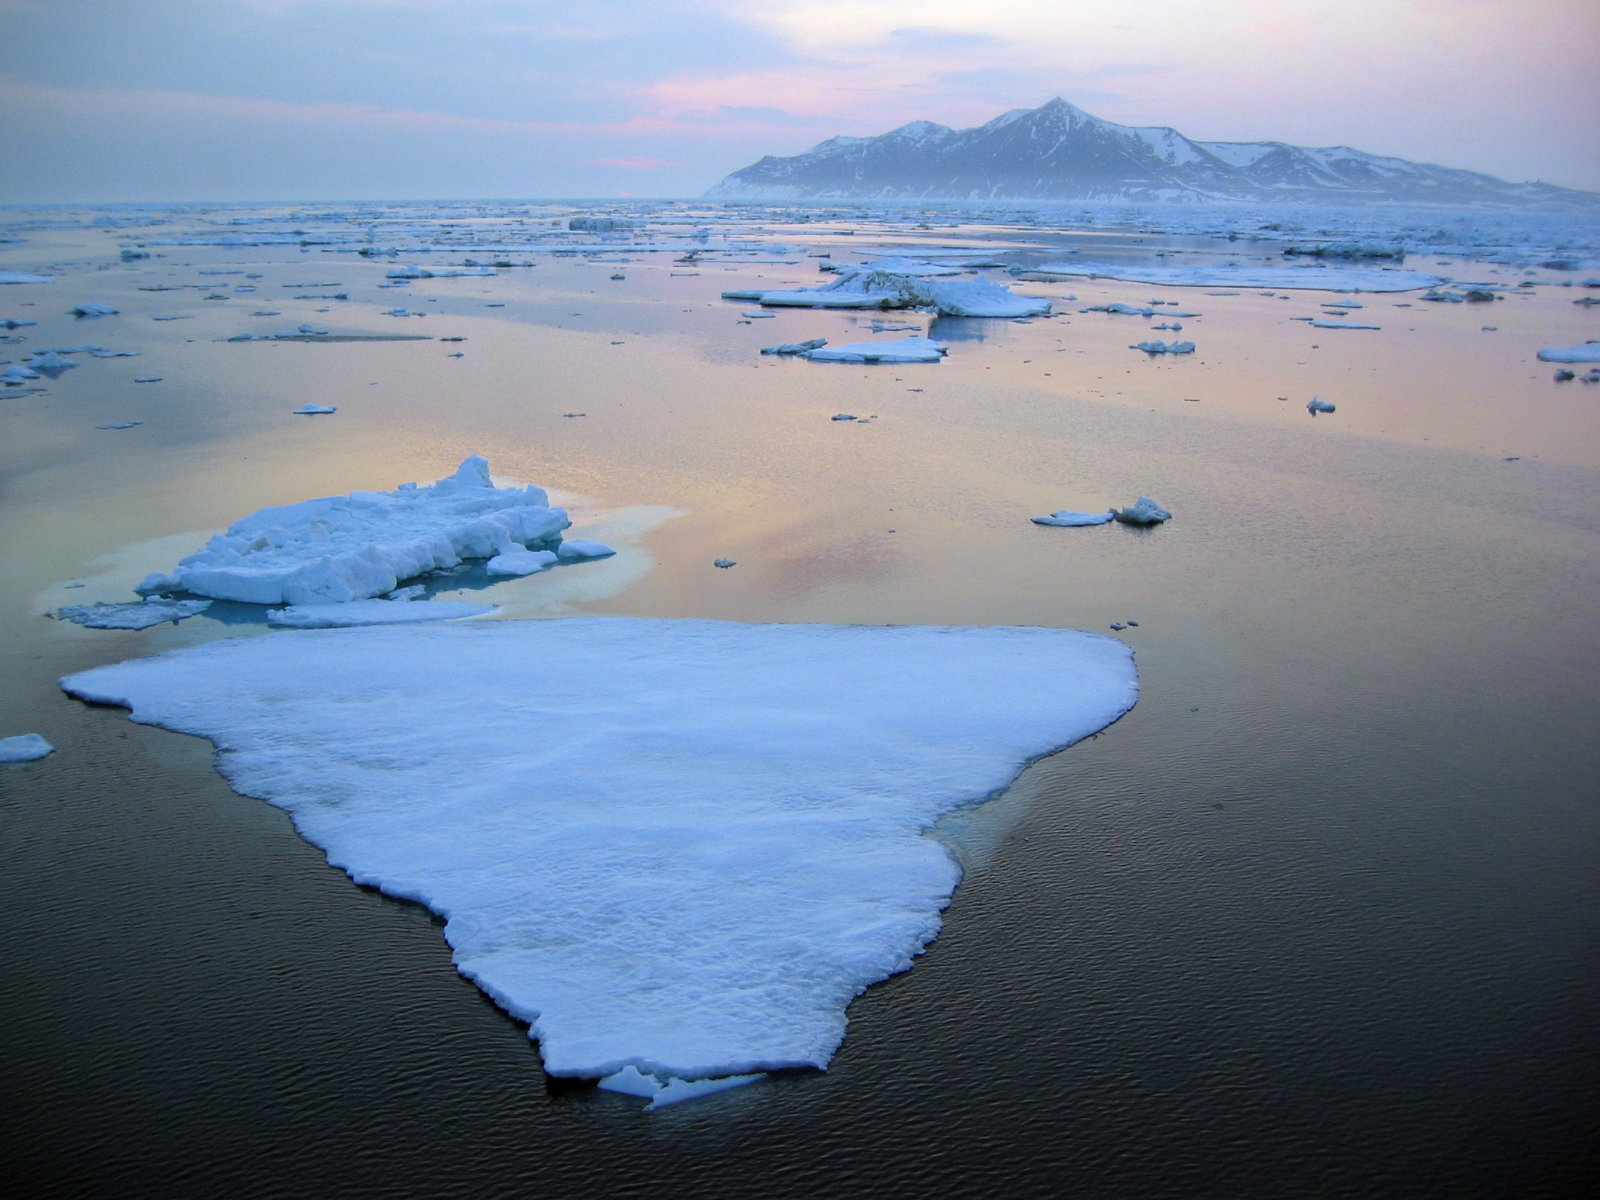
[0,0,1595,201]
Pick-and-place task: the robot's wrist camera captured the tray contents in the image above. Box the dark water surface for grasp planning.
[2,209,1597,1198]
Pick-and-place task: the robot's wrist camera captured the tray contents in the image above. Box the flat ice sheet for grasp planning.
[1538,343,1600,363]
[60,618,1137,1082]
[1028,262,1441,293]
[803,336,946,363]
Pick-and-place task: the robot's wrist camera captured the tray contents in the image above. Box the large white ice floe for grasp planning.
[0,734,55,763]
[743,265,1049,317]
[60,617,1137,1088]
[134,456,571,605]
[802,336,946,363]
[266,600,496,628]
[1020,262,1441,293]
[1537,343,1600,363]
[57,598,213,629]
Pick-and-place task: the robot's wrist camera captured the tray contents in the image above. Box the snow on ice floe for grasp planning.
[485,549,558,577]
[803,336,946,363]
[1024,262,1441,293]
[266,600,496,628]
[0,272,54,285]
[59,617,1138,1086]
[134,456,571,605]
[741,265,1049,317]
[57,598,213,629]
[0,734,55,763]
[1537,343,1600,363]
[1032,510,1115,527]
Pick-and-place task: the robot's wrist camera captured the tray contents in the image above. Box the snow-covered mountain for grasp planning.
[706,99,1596,208]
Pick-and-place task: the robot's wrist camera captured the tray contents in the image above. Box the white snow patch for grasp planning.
[59,617,1137,1081]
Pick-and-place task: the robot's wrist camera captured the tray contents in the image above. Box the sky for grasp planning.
[0,0,1596,202]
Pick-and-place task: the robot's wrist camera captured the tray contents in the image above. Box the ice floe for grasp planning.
[71,302,119,317]
[1023,262,1441,293]
[760,338,827,355]
[1032,510,1115,527]
[134,456,571,605]
[0,272,54,285]
[598,1064,764,1110]
[26,351,78,377]
[1111,497,1172,525]
[555,540,616,561]
[293,404,337,415]
[1308,320,1381,330]
[0,734,55,763]
[59,617,1138,1084]
[57,598,213,629]
[803,337,946,363]
[1132,340,1195,355]
[485,549,559,577]
[1537,343,1600,363]
[266,600,496,628]
[744,266,1048,316]
[1,318,38,329]
[1307,397,1337,414]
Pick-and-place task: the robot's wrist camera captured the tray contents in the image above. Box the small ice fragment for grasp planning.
[1554,369,1575,381]
[761,338,827,355]
[555,540,615,561]
[1307,397,1337,414]
[26,351,78,377]
[0,272,55,284]
[57,598,211,629]
[563,412,586,418]
[610,273,625,280]
[71,301,119,317]
[1126,620,1139,627]
[1032,510,1115,527]
[3,364,40,383]
[1132,340,1195,355]
[1537,343,1600,364]
[1111,497,1172,525]
[386,584,426,601]
[1110,623,1127,631]
[832,413,857,421]
[293,404,337,415]
[803,336,946,364]
[0,734,54,763]
[266,600,496,628]
[741,311,776,318]
[97,421,143,430]
[134,376,162,383]
[484,549,559,577]
[0,318,38,329]
[714,558,736,568]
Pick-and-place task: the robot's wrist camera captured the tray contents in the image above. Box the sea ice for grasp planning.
[1111,497,1172,525]
[266,600,496,628]
[3,364,40,383]
[59,617,1138,1084]
[293,404,337,415]
[760,338,827,355]
[1,318,38,329]
[57,598,212,629]
[1132,340,1195,355]
[753,266,1047,316]
[803,337,946,363]
[0,272,54,284]
[71,302,119,317]
[485,549,559,576]
[554,540,615,561]
[1537,343,1600,363]
[26,351,78,377]
[0,734,55,762]
[1308,320,1381,330]
[1032,510,1115,527]
[1023,262,1440,293]
[134,456,571,605]
[1307,397,1337,414]
[598,1064,764,1110]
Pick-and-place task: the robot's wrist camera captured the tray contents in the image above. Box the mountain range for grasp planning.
[706,99,1596,208]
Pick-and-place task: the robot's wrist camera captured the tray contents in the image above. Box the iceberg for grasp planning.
[1032,510,1115,527]
[1537,343,1600,363]
[266,600,496,628]
[59,617,1138,1084]
[1022,262,1441,293]
[57,598,212,629]
[1111,497,1172,525]
[134,456,571,606]
[0,734,56,762]
[803,337,946,364]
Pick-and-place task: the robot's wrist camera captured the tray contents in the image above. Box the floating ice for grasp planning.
[1,318,38,329]
[1308,320,1381,330]
[1087,302,1154,316]
[1307,397,1337,414]
[1032,510,1115,527]
[554,540,615,561]
[1132,340,1195,355]
[760,338,827,355]
[599,1064,764,1110]
[751,266,1047,316]
[870,321,920,332]
[3,364,40,383]
[134,456,570,606]
[1537,343,1600,363]
[97,422,143,430]
[1023,262,1440,293]
[59,617,1138,1082]
[57,598,212,629]
[267,600,496,628]
[134,376,162,383]
[0,272,54,285]
[803,336,946,363]
[485,549,559,577]
[1111,497,1172,525]
[0,734,55,763]
[26,351,78,377]
[293,404,337,415]
[71,302,119,317]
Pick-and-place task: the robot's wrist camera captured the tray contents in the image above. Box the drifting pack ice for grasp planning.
[1020,261,1441,293]
[136,456,571,605]
[61,618,1137,1097]
[727,261,1050,317]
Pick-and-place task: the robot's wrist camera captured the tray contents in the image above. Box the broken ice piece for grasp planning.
[1307,397,1337,414]
[26,351,78,377]
[761,338,826,355]
[134,376,162,383]
[1111,497,1172,526]
[831,413,857,421]
[555,540,615,561]
[97,421,143,430]
[266,600,496,628]
[714,558,736,568]
[0,734,55,763]
[57,598,211,629]
[71,301,119,317]
[293,404,336,415]
[598,1065,764,1111]
[485,549,558,577]
[1031,510,1115,527]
